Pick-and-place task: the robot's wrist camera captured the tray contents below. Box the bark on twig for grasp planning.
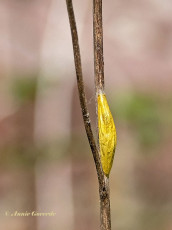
[66,0,104,182]
[93,0,111,229]
[66,0,111,229]
[93,0,104,94]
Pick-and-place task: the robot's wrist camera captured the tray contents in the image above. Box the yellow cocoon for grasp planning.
[98,93,117,176]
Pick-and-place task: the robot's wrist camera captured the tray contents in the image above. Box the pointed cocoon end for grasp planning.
[98,93,117,176]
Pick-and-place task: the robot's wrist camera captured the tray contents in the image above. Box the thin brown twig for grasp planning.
[66,0,104,183]
[93,0,104,94]
[93,0,111,229]
[66,0,111,229]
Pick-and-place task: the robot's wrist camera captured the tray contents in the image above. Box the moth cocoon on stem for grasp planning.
[97,93,117,177]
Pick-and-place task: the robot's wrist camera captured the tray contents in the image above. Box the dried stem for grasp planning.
[93,0,104,94]
[66,0,104,182]
[93,0,111,229]
[66,0,111,229]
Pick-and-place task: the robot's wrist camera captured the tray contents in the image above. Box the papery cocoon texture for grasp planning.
[98,93,117,176]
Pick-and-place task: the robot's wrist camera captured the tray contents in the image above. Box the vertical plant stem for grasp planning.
[99,176,111,230]
[93,0,111,229]
[66,0,104,182]
[93,0,104,94]
[66,0,111,229]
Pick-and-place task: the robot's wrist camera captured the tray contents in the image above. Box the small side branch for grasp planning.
[66,0,104,184]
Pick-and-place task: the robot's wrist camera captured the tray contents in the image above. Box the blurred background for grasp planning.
[0,0,172,230]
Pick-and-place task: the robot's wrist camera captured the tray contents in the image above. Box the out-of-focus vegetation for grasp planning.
[11,77,37,104]
[112,92,172,150]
